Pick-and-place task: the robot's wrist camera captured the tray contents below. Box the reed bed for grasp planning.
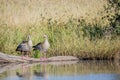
[0,20,120,59]
[0,0,120,59]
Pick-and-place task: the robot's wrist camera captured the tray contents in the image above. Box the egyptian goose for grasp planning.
[16,35,33,59]
[33,34,50,60]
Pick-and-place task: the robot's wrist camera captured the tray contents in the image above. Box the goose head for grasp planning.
[27,34,31,40]
[27,34,33,47]
[43,34,48,39]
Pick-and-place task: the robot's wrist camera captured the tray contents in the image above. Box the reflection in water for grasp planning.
[0,61,120,80]
[34,64,48,80]
[16,72,23,77]
[16,63,32,80]
[34,70,45,77]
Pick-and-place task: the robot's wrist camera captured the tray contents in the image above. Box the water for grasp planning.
[0,61,120,80]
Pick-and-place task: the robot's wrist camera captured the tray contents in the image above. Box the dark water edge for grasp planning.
[0,60,120,80]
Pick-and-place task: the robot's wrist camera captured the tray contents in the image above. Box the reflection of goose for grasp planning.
[16,64,32,80]
[34,64,48,80]
[16,72,24,77]
[33,34,50,60]
[34,70,46,77]
[16,35,33,59]
[16,71,31,79]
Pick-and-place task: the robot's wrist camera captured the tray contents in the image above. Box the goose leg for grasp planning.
[26,52,28,59]
[40,52,43,61]
[21,52,25,60]
[21,52,23,60]
[43,52,46,60]
[25,52,29,60]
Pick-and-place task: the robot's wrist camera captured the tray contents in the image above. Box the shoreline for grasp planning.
[0,51,119,64]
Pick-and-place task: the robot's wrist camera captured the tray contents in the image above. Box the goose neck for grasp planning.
[28,39,33,47]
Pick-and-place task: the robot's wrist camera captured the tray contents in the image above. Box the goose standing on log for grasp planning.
[16,35,33,60]
[33,34,50,60]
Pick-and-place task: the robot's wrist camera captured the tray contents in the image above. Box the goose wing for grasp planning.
[16,41,29,51]
[33,42,42,50]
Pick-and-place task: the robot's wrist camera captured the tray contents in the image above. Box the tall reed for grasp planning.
[0,0,120,59]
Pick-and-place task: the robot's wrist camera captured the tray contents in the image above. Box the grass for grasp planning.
[0,0,116,26]
[0,0,120,59]
[0,19,120,59]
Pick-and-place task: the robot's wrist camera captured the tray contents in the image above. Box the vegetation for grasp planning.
[0,0,120,59]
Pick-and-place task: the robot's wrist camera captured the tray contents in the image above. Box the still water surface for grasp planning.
[0,61,120,80]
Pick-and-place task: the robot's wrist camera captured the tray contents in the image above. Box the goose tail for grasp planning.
[33,46,37,50]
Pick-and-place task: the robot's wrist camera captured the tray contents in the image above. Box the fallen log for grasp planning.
[0,52,79,63]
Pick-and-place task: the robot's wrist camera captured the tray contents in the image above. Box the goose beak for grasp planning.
[27,34,31,39]
[43,34,47,38]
